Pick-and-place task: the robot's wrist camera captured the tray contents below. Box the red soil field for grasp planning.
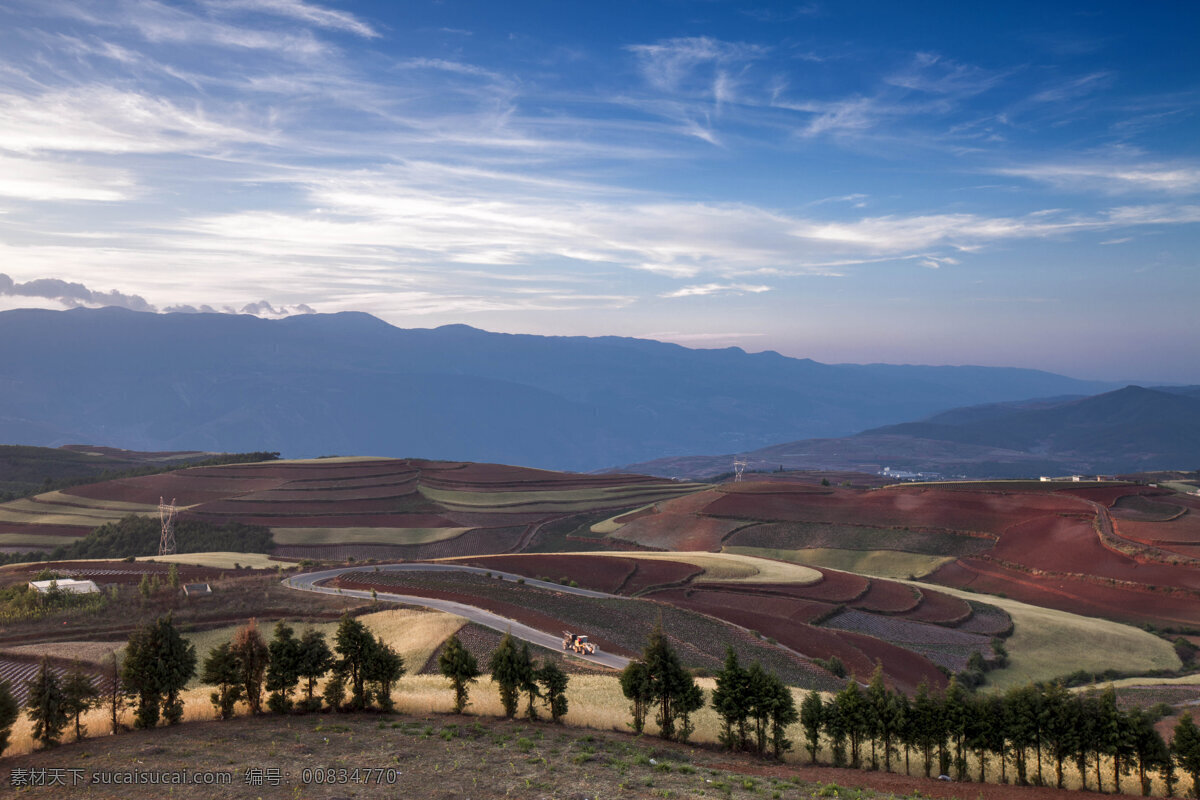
[193,494,437,516]
[329,577,636,657]
[1118,512,1200,545]
[931,558,1200,627]
[897,587,974,625]
[613,511,745,551]
[704,486,1092,536]
[184,511,459,527]
[0,522,89,538]
[62,473,279,505]
[269,474,419,490]
[445,554,704,595]
[746,568,870,603]
[449,554,637,593]
[620,559,704,594]
[240,480,419,502]
[1058,485,1161,506]
[273,525,529,561]
[838,628,949,690]
[186,461,416,480]
[441,511,559,527]
[992,513,1200,590]
[851,578,922,614]
[647,586,945,692]
[421,462,670,490]
[648,586,834,624]
[715,482,836,496]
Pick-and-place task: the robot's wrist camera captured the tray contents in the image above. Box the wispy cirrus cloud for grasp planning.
[993,160,1200,195]
[0,86,274,153]
[201,0,379,39]
[0,154,133,201]
[661,283,772,298]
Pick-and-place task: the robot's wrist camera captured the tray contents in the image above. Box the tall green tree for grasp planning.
[943,677,971,780]
[296,628,334,710]
[201,642,243,719]
[25,659,67,747]
[516,642,540,720]
[61,669,99,741]
[265,621,302,713]
[488,632,523,719]
[0,679,17,755]
[121,615,196,728]
[1130,708,1169,797]
[866,665,896,771]
[1173,713,1200,797]
[1006,683,1042,785]
[230,620,270,715]
[641,624,700,742]
[746,662,772,756]
[800,690,824,763]
[836,679,869,769]
[619,660,652,734]
[438,634,480,714]
[104,652,125,735]
[1041,682,1076,789]
[911,681,941,778]
[712,647,750,751]
[333,614,375,710]
[765,672,798,760]
[364,637,404,711]
[675,680,705,745]
[537,660,569,723]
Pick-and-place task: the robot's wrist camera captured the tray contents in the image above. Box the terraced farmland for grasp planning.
[435,551,1008,693]
[0,457,708,559]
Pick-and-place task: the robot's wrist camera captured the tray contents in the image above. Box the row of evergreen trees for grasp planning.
[618,631,796,753]
[794,671,1200,797]
[0,615,575,754]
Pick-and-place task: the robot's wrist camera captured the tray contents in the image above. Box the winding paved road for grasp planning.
[284,563,630,670]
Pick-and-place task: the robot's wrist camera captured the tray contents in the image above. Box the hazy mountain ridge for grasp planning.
[0,307,1117,471]
[620,386,1200,478]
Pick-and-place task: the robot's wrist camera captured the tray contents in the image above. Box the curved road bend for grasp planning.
[285,563,631,670]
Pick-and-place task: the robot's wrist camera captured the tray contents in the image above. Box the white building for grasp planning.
[28,578,100,594]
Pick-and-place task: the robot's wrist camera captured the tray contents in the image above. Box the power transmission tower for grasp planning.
[158,497,177,556]
[733,458,747,482]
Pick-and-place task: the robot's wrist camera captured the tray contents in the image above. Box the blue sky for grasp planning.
[0,1,1197,382]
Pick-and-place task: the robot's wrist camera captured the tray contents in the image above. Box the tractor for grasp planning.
[562,631,597,655]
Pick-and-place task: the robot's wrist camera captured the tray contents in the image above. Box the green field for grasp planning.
[135,552,295,569]
[589,503,654,534]
[902,579,1181,689]
[724,545,954,579]
[0,533,87,547]
[269,526,472,546]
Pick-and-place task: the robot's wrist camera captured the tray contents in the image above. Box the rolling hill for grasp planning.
[0,307,1116,471]
[622,386,1200,479]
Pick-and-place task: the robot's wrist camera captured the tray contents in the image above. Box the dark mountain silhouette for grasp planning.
[619,386,1200,478]
[0,307,1116,471]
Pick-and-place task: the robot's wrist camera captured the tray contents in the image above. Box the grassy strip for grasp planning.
[135,552,294,570]
[269,526,472,545]
[901,579,1181,690]
[577,550,822,585]
[724,545,953,580]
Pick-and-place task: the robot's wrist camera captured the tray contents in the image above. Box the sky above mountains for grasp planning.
[0,1,1196,382]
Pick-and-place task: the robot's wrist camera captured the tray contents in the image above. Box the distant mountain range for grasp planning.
[621,385,1200,478]
[0,307,1119,471]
